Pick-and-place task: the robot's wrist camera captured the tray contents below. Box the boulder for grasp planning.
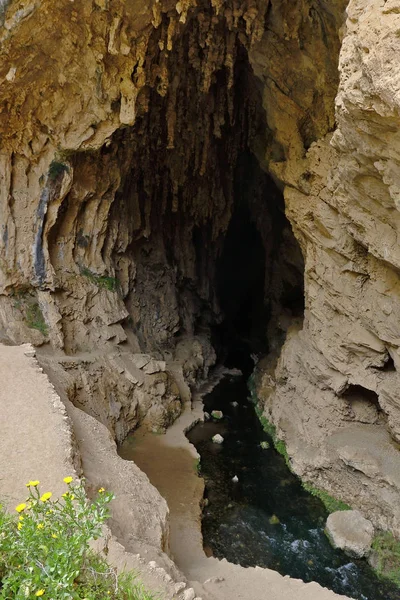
[325,510,374,558]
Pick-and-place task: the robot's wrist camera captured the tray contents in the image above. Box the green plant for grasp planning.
[370,532,400,587]
[0,479,155,599]
[302,482,350,513]
[25,302,48,336]
[81,268,119,293]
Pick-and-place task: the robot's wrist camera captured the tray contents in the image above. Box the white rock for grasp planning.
[174,582,186,593]
[232,475,239,483]
[212,434,224,444]
[183,588,196,600]
[325,510,374,558]
[231,401,239,407]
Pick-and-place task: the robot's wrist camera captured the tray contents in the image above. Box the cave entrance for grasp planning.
[97,15,306,371]
[212,149,304,376]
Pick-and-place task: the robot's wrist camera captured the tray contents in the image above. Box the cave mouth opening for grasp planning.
[210,148,305,377]
[64,13,307,372]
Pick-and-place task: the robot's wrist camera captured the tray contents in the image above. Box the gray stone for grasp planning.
[325,510,374,558]
[212,434,224,444]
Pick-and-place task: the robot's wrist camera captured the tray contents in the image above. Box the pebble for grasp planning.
[232,475,239,483]
[204,411,210,421]
[231,401,239,407]
[212,434,224,444]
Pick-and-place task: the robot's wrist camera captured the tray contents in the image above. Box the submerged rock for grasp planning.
[260,441,270,450]
[211,410,223,420]
[232,475,239,483]
[212,434,224,444]
[325,510,374,558]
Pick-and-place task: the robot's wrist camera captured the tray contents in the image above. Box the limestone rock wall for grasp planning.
[2,0,400,541]
[256,0,400,537]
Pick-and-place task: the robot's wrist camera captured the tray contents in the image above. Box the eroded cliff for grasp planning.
[1,0,399,554]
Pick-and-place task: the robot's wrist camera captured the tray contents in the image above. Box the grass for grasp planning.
[81,267,119,292]
[370,532,400,587]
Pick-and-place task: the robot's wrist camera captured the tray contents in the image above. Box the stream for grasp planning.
[186,372,400,600]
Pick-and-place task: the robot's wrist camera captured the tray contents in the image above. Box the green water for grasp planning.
[187,374,400,600]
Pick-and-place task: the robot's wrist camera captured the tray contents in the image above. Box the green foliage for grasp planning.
[48,161,69,182]
[0,479,155,600]
[371,532,400,587]
[302,482,350,513]
[12,291,48,336]
[25,302,48,336]
[81,268,119,293]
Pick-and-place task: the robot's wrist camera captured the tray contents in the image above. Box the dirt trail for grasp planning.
[121,386,352,600]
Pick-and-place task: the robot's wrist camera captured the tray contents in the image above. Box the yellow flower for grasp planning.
[19,515,24,521]
[63,476,73,484]
[98,487,105,493]
[17,522,23,530]
[15,503,26,513]
[37,523,44,530]
[40,492,52,502]
[26,480,40,487]
[35,590,45,597]
[51,533,58,539]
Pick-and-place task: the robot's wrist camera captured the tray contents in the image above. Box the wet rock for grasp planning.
[232,475,239,483]
[260,441,270,450]
[211,410,223,420]
[212,434,224,444]
[204,412,210,421]
[325,510,374,558]
[269,514,280,525]
[231,401,239,407]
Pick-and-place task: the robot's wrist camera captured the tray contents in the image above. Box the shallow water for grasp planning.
[187,374,400,600]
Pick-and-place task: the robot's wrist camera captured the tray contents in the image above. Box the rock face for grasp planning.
[1,0,400,553]
[255,0,400,538]
[325,511,374,559]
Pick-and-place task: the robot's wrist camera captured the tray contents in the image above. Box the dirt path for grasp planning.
[121,385,351,600]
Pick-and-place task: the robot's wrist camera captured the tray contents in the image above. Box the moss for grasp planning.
[48,160,69,181]
[302,482,350,513]
[250,378,350,514]
[81,267,119,292]
[253,404,292,470]
[370,532,400,587]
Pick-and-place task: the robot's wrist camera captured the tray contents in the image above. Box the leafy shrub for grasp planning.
[0,479,155,600]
